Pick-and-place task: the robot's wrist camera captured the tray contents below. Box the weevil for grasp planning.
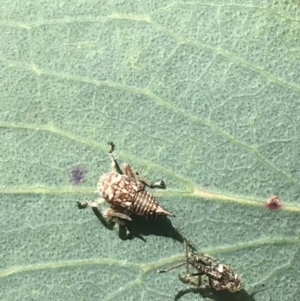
[158,240,243,293]
[78,142,172,225]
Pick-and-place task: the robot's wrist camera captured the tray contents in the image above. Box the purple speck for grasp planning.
[70,166,86,185]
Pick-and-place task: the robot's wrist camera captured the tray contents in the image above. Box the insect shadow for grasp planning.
[175,287,258,301]
[91,206,187,244]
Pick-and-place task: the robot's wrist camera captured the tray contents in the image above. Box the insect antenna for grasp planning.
[184,238,190,274]
[158,239,193,274]
[157,261,187,273]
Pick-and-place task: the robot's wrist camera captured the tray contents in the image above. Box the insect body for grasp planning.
[78,143,172,224]
[158,240,243,293]
[185,255,243,292]
[98,163,172,220]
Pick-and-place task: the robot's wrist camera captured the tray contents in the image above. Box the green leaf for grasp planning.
[1,1,300,300]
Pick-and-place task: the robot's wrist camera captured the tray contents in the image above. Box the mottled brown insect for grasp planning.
[158,240,243,293]
[78,142,172,224]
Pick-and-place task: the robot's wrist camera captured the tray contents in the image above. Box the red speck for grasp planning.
[265,195,282,210]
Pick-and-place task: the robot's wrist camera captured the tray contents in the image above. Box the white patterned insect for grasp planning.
[78,142,172,224]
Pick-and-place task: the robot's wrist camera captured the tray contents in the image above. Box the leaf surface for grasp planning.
[1,1,300,301]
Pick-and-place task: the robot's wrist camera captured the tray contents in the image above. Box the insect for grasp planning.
[265,194,282,210]
[158,240,243,293]
[78,142,172,224]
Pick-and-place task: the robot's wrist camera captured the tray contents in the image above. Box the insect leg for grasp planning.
[138,178,165,189]
[188,271,205,277]
[136,172,166,189]
[135,172,166,189]
[108,141,115,153]
[179,273,206,289]
[122,164,136,177]
[103,208,132,223]
[158,239,195,274]
[121,163,165,189]
[106,142,123,174]
[77,198,105,209]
